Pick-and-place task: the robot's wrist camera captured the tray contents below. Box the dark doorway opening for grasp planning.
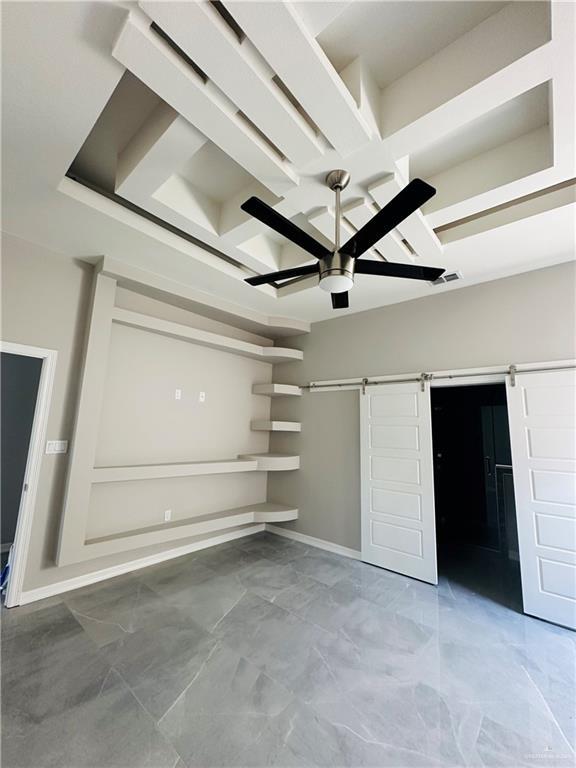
[431,383,523,611]
[1,352,42,573]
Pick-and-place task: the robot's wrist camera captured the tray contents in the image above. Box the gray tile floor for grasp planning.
[2,532,575,767]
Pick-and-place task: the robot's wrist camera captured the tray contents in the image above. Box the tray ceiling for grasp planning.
[2,1,574,322]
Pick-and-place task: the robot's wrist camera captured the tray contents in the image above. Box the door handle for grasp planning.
[484,456,492,476]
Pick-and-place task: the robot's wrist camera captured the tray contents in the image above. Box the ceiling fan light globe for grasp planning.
[319,273,354,293]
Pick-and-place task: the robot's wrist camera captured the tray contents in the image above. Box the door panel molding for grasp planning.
[360,381,437,584]
[507,369,576,629]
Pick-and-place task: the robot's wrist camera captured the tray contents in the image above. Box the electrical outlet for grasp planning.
[164,509,172,523]
[199,391,206,403]
[175,389,182,400]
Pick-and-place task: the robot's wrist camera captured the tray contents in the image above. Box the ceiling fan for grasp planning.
[242,171,445,309]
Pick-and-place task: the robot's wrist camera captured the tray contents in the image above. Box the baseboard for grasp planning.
[266,524,361,560]
[17,524,265,606]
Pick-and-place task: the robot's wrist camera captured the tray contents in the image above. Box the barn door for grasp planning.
[506,369,576,629]
[360,381,437,584]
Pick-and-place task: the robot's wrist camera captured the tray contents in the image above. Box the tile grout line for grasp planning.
[157,642,221,726]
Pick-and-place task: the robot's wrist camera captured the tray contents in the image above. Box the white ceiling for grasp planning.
[316,1,507,88]
[1,1,574,325]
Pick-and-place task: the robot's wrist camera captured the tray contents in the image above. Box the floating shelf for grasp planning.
[112,308,303,363]
[92,458,258,484]
[253,384,301,397]
[239,453,300,471]
[84,502,298,558]
[251,420,301,432]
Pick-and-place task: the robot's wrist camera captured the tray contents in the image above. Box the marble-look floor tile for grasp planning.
[142,563,248,632]
[287,551,361,587]
[237,558,307,602]
[237,532,311,564]
[3,669,178,768]
[513,642,576,752]
[64,580,179,647]
[192,541,271,577]
[158,643,292,768]
[236,698,448,768]
[101,609,218,721]
[213,592,332,693]
[2,603,112,727]
[4,532,575,768]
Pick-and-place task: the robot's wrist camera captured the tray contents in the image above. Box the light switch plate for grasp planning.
[199,391,206,403]
[46,440,68,455]
[175,389,182,400]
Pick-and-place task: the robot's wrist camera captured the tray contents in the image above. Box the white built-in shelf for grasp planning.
[112,308,303,363]
[253,384,301,397]
[239,453,300,471]
[92,458,258,484]
[251,420,301,432]
[84,502,298,557]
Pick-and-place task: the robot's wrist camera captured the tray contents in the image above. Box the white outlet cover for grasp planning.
[45,440,68,455]
[175,389,182,400]
[164,509,172,522]
[199,391,206,403]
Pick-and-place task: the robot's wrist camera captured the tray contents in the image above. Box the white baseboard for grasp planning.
[17,524,265,606]
[266,524,361,560]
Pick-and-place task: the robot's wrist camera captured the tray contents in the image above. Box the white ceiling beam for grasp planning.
[342,200,414,263]
[438,182,576,246]
[139,1,324,167]
[369,175,443,261]
[112,15,298,197]
[223,0,373,157]
[339,58,381,138]
[112,73,282,273]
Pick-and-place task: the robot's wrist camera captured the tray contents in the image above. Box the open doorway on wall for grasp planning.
[0,342,56,607]
[1,353,43,574]
[431,383,523,612]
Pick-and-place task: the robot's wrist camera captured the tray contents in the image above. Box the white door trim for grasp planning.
[1,341,57,608]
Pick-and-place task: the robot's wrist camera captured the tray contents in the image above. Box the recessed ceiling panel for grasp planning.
[317,1,507,87]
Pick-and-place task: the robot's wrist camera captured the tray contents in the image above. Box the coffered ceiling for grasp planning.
[2,1,574,322]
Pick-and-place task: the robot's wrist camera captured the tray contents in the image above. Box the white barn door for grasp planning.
[360,381,437,584]
[507,369,576,629]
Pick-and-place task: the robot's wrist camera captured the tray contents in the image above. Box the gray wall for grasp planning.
[269,261,576,551]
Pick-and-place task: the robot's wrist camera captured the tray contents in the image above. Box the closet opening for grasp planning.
[1,350,44,601]
[431,383,523,612]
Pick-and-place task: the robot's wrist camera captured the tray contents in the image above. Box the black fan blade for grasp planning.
[331,292,349,309]
[241,197,331,260]
[245,263,319,287]
[355,260,444,282]
[341,179,436,258]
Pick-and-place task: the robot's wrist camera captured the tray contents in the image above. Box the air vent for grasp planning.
[432,271,462,286]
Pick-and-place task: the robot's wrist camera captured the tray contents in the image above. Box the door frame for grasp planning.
[1,341,57,607]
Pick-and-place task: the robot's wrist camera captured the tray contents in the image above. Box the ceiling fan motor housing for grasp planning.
[319,251,355,293]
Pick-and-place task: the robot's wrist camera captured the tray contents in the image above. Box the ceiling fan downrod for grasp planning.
[320,170,354,295]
